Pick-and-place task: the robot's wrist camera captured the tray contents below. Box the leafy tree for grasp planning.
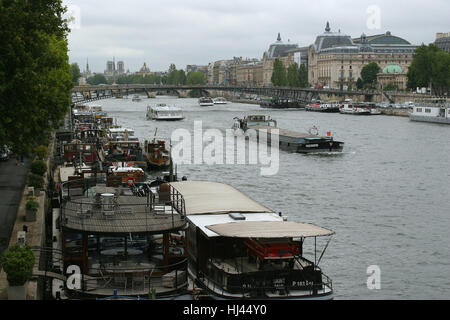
[360,62,381,88]
[408,44,450,96]
[167,64,177,85]
[70,62,81,86]
[271,59,287,86]
[287,63,300,87]
[87,74,108,85]
[356,78,364,90]
[0,1,72,155]
[298,63,308,88]
[186,72,206,85]
[174,70,186,85]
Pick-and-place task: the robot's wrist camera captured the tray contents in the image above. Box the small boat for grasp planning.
[213,97,228,105]
[109,164,146,184]
[170,181,335,300]
[132,95,142,102]
[198,97,214,107]
[146,104,185,121]
[339,99,372,115]
[306,100,340,113]
[409,99,450,124]
[143,138,171,170]
[233,115,344,153]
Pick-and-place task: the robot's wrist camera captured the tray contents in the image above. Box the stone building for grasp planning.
[236,62,264,86]
[308,22,417,89]
[262,33,298,86]
[435,32,450,52]
[377,63,408,90]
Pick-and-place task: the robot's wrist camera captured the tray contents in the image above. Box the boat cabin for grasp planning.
[63,141,98,164]
[170,181,334,299]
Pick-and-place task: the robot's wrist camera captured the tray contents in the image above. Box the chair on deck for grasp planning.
[131,272,147,292]
[113,272,128,292]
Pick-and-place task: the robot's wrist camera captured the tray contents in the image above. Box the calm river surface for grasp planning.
[91,95,450,300]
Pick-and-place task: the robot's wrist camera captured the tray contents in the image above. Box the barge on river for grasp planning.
[409,99,450,124]
[170,181,335,300]
[233,115,344,153]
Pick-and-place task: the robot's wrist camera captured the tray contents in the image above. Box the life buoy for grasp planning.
[127,177,136,186]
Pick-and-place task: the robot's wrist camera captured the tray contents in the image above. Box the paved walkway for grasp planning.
[0,156,31,259]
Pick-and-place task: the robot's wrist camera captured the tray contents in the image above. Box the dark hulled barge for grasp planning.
[233,115,344,153]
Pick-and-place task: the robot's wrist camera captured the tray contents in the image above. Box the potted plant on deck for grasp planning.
[0,245,35,300]
[25,199,39,222]
[27,173,44,196]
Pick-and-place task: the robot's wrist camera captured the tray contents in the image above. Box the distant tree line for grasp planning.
[84,64,206,86]
[0,0,72,155]
[271,59,308,87]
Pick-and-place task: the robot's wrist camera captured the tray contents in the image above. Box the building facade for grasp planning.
[377,63,408,90]
[262,33,298,86]
[435,32,450,52]
[308,22,417,89]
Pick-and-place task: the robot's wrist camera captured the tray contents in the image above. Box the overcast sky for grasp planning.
[64,0,449,73]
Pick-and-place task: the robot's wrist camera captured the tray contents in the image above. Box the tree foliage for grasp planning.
[86,74,108,85]
[360,62,381,88]
[271,59,287,86]
[0,0,72,154]
[1,245,35,286]
[298,63,309,88]
[407,44,450,96]
[70,62,81,86]
[186,72,206,85]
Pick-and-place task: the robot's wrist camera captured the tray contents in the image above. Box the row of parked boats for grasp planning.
[49,101,337,301]
[306,99,381,115]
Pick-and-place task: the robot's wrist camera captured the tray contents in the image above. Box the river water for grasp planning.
[91,95,450,300]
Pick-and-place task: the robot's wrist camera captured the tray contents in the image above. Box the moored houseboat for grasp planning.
[339,99,372,115]
[306,100,340,113]
[169,181,335,300]
[409,99,450,124]
[53,173,189,299]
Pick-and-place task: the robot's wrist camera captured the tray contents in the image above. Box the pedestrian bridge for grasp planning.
[71,84,378,104]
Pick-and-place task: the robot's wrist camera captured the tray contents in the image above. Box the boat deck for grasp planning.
[62,195,186,233]
[249,125,330,139]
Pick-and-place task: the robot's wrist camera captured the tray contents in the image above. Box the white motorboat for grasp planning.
[146,104,185,121]
[213,97,228,105]
[199,97,214,107]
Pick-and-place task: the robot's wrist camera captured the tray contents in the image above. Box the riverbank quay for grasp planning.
[0,134,56,300]
[379,107,410,117]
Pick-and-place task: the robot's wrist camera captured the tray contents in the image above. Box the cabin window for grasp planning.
[416,108,422,112]
[425,109,431,113]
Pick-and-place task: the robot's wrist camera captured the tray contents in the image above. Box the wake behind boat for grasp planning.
[233,115,344,153]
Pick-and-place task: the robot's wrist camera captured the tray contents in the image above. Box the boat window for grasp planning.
[416,108,422,112]
[425,109,431,113]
